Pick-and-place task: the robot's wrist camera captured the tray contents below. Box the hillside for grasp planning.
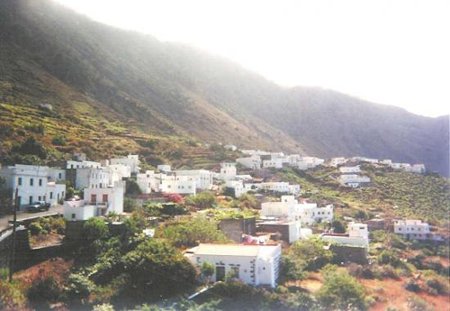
[276,165,450,226]
[0,0,448,175]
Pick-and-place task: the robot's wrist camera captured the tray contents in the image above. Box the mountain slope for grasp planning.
[0,0,448,175]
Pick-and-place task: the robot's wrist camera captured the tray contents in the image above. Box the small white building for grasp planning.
[294,157,325,170]
[224,144,238,151]
[66,160,101,170]
[219,163,237,181]
[136,170,156,194]
[328,157,348,167]
[225,180,246,198]
[262,158,284,169]
[261,196,333,226]
[338,174,371,188]
[74,167,112,190]
[157,164,172,173]
[185,243,281,288]
[393,219,431,240]
[339,165,361,174]
[174,169,213,190]
[106,164,131,183]
[110,154,140,174]
[63,199,97,221]
[410,164,426,174]
[322,223,369,248]
[236,155,262,170]
[259,182,300,195]
[0,164,66,210]
[157,174,196,195]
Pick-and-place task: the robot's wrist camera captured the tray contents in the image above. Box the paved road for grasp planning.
[0,205,63,231]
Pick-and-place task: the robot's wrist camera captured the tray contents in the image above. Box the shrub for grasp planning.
[316,267,367,311]
[52,135,66,146]
[0,280,27,310]
[289,237,333,271]
[121,239,197,299]
[125,179,142,196]
[27,276,61,304]
[186,192,217,209]
[66,273,95,301]
[404,279,421,292]
[407,295,433,311]
[426,277,449,295]
[29,222,45,235]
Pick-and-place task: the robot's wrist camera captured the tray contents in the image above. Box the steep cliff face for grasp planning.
[0,0,447,175]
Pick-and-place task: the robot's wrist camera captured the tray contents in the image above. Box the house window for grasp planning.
[29,196,33,204]
[39,179,42,186]
[17,196,21,206]
[102,194,108,202]
[216,266,225,282]
[59,173,62,179]
[91,194,97,203]
[231,266,240,278]
[30,178,34,186]
[71,213,76,219]
[38,196,41,201]
[18,177,22,186]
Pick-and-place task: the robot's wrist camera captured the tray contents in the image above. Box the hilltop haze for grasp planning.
[0,0,448,175]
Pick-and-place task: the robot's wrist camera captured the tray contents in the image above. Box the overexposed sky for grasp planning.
[55,0,450,117]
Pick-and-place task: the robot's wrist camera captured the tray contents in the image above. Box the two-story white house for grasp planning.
[236,155,262,170]
[0,164,66,210]
[322,222,369,248]
[393,219,431,240]
[83,180,125,215]
[339,165,361,174]
[136,170,156,194]
[174,169,213,190]
[185,243,281,288]
[219,163,237,181]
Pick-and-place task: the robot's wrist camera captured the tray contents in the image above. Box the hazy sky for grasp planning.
[55,0,449,117]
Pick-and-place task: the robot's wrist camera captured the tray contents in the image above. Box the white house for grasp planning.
[185,243,281,288]
[83,180,125,215]
[262,158,284,169]
[322,223,369,248]
[393,219,431,240]
[157,174,196,195]
[174,169,213,190]
[66,160,101,170]
[157,164,172,173]
[0,165,66,210]
[110,154,140,174]
[259,182,300,195]
[338,174,371,188]
[74,167,112,190]
[63,199,97,221]
[261,196,333,225]
[295,202,334,226]
[224,144,237,151]
[294,157,325,170]
[410,164,426,174]
[136,170,156,194]
[328,157,348,167]
[257,220,303,244]
[225,180,246,198]
[106,164,131,183]
[236,155,262,170]
[339,165,361,174]
[218,163,237,181]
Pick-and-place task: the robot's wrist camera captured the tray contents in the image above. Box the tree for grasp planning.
[331,219,346,233]
[288,237,333,271]
[201,262,215,284]
[186,192,216,209]
[316,267,367,311]
[158,216,228,247]
[126,179,142,196]
[121,239,197,299]
[83,217,109,242]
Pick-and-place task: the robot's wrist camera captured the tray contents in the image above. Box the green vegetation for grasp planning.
[157,216,228,247]
[186,192,217,209]
[29,216,65,236]
[316,265,367,311]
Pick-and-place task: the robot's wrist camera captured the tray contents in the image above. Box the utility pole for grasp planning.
[9,187,18,283]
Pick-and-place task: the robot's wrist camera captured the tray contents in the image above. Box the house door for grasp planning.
[216,266,225,282]
[91,194,97,203]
